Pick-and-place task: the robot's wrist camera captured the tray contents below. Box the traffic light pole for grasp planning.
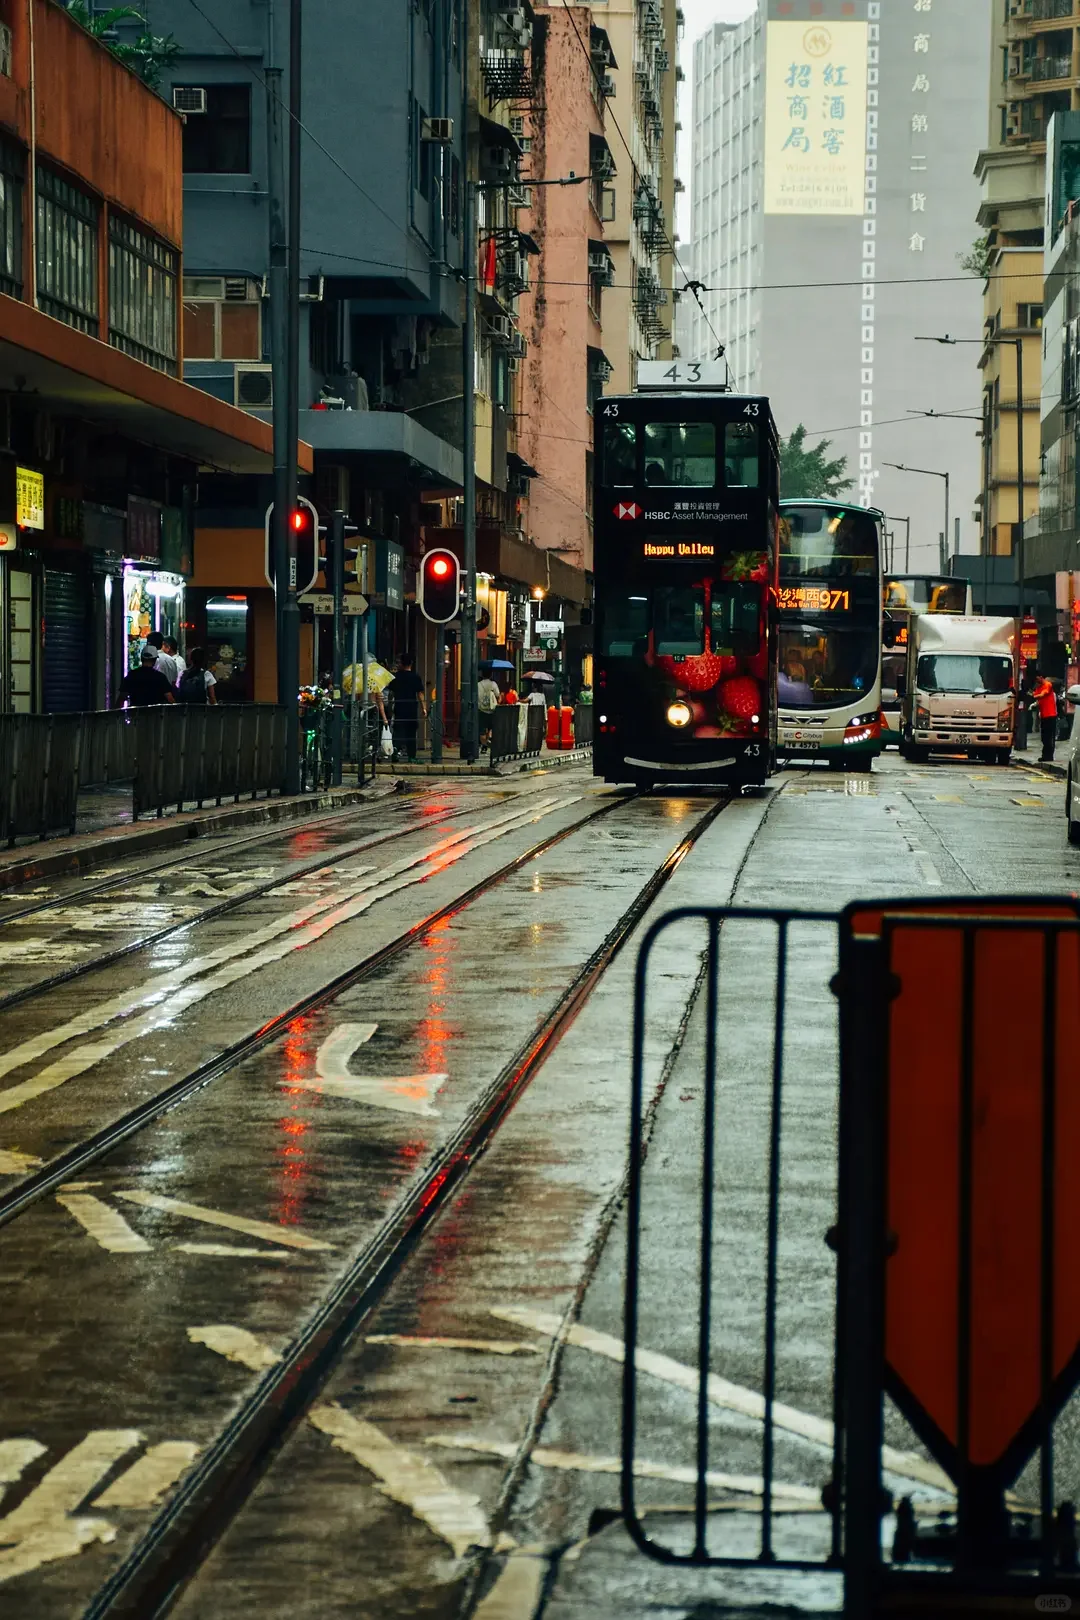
[280,0,303,793]
[266,65,290,727]
[460,176,479,764]
[329,509,345,787]
[432,626,445,764]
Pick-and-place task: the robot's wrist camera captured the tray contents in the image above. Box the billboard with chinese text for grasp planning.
[764,20,867,216]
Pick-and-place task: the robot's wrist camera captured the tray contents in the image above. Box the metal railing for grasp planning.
[1,705,288,844]
[490,702,546,765]
[573,703,594,746]
[1031,52,1073,79]
[1032,0,1073,19]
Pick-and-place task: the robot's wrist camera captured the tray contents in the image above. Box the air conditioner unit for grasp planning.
[599,74,616,97]
[588,248,611,275]
[172,86,207,114]
[481,146,515,179]
[449,497,466,525]
[235,364,273,409]
[224,276,260,301]
[300,274,325,302]
[482,313,512,342]
[509,115,526,136]
[509,331,528,360]
[421,116,455,143]
[507,184,532,208]
[0,24,12,79]
[519,136,533,153]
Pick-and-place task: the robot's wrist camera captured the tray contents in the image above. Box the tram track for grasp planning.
[0,792,507,1017]
[0,790,638,1232]
[71,792,727,1620]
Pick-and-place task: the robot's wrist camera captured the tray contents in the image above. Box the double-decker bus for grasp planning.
[881,574,972,746]
[776,500,885,772]
[592,381,781,789]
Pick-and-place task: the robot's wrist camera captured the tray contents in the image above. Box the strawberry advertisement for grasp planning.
[645,561,771,742]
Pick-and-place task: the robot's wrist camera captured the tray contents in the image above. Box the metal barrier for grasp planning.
[490,702,546,766]
[573,702,594,746]
[78,709,137,788]
[132,705,287,818]
[0,714,84,844]
[624,898,1080,1615]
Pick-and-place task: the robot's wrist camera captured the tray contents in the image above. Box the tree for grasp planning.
[63,4,178,91]
[958,234,992,278]
[779,424,853,500]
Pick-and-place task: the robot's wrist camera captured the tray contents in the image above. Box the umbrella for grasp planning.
[342,661,394,696]
[488,659,515,669]
[526,670,555,683]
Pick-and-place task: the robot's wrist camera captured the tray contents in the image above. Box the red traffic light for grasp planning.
[419,548,460,624]
[263,497,319,595]
[291,510,306,532]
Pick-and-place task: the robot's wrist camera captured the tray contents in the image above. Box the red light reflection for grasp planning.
[275,1016,321,1227]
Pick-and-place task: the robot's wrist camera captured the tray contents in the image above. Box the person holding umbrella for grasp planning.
[477,661,501,749]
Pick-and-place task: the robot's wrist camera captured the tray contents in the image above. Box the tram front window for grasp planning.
[642,422,716,486]
[780,506,878,580]
[600,594,649,656]
[779,623,879,707]
[602,584,760,658]
[654,586,701,655]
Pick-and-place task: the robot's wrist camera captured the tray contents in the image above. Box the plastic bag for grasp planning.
[380,724,394,760]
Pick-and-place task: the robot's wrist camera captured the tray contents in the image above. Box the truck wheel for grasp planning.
[908,745,928,764]
[995,749,1011,767]
[1068,772,1080,845]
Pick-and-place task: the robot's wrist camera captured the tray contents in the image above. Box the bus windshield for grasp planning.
[884,577,968,612]
[601,583,760,656]
[916,654,1012,695]
[779,506,879,580]
[778,622,879,707]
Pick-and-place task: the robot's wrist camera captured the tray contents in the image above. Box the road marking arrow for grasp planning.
[283,1022,446,1117]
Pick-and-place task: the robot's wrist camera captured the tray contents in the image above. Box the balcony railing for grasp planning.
[1032,0,1073,19]
[1031,52,1074,78]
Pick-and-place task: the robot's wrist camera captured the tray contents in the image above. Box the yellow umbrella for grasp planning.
[342,661,394,696]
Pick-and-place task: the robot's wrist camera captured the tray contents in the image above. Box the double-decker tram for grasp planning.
[776,500,885,772]
[592,373,780,789]
[881,574,972,746]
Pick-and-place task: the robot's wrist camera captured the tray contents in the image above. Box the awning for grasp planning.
[479,114,523,159]
[590,24,618,69]
[508,451,539,479]
[0,294,310,475]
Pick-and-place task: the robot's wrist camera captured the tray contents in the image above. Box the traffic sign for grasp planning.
[298,593,368,616]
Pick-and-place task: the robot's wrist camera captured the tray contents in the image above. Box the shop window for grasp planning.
[182,277,262,361]
[36,166,99,335]
[109,215,179,375]
[0,139,23,299]
[204,595,250,702]
[180,85,252,174]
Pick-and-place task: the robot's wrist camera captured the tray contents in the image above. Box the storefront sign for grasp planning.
[0,522,16,551]
[127,495,161,561]
[83,503,126,553]
[534,620,564,638]
[763,19,868,216]
[375,537,405,610]
[523,647,547,663]
[15,467,44,530]
[298,592,369,616]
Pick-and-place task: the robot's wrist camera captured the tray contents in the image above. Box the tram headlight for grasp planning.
[666,700,692,728]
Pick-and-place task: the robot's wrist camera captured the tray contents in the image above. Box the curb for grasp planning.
[0,779,400,891]
[377,747,593,780]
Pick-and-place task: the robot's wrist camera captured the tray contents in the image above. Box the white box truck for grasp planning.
[899,615,1017,765]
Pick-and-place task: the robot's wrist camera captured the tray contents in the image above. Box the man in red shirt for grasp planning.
[1033,674,1059,762]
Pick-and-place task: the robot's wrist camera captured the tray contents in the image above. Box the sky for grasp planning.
[675,0,755,243]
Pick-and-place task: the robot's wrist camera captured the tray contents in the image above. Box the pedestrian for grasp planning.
[478,662,500,748]
[164,635,185,682]
[115,647,175,708]
[145,630,178,686]
[1033,672,1059,762]
[386,652,427,762]
[524,678,547,707]
[176,646,218,705]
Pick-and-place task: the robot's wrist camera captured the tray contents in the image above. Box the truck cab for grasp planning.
[899,614,1017,765]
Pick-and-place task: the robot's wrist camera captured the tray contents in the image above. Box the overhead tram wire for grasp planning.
[556,0,728,363]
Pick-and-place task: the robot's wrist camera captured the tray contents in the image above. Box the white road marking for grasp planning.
[366,1335,541,1356]
[0,1148,43,1175]
[0,1429,140,1580]
[0,942,88,966]
[425,1435,821,1503]
[0,796,576,1118]
[315,1023,378,1076]
[92,1441,198,1509]
[473,1547,547,1618]
[0,1439,46,1508]
[493,1307,953,1495]
[55,1193,150,1254]
[186,1325,281,1372]
[308,1404,491,1559]
[116,1192,332,1252]
[290,1024,447,1116]
[172,1243,292,1260]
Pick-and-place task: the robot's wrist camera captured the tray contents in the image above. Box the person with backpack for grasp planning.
[176,646,217,705]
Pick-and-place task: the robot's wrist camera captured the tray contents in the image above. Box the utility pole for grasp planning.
[329,509,345,786]
[460,176,479,764]
[432,626,445,764]
[267,65,290,728]
[280,0,303,792]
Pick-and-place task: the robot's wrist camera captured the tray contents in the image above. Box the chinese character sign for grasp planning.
[764,20,868,217]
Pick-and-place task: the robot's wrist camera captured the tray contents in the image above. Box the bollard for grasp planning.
[546,704,560,750]
[559,705,574,750]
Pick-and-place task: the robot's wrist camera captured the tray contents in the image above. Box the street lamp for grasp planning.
[884,463,950,570]
[915,333,1027,630]
[885,514,911,573]
[459,169,588,762]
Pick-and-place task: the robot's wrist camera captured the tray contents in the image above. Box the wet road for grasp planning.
[0,752,1073,1617]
